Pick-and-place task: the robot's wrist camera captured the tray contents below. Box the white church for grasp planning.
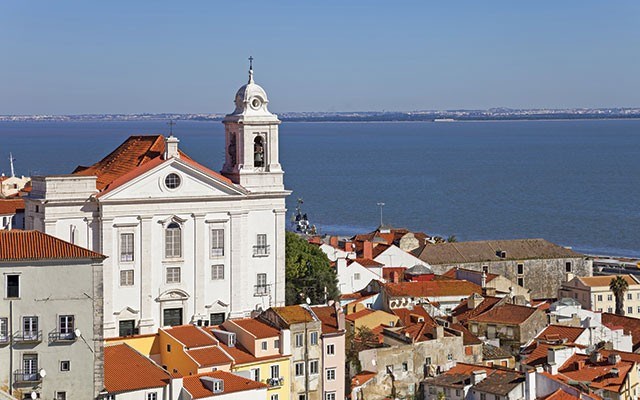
[25,64,290,338]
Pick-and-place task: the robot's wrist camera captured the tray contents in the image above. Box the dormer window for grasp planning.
[213,380,223,393]
[165,222,182,258]
[254,136,265,168]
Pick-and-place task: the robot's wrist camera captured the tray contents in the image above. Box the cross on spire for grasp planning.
[248,56,255,83]
[167,119,176,136]
[249,56,254,70]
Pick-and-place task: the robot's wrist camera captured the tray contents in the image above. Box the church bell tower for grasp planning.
[222,58,284,192]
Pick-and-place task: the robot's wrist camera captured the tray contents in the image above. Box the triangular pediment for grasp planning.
[99,158,246,201]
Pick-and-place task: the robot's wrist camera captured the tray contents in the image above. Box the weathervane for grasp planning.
[167,119,176,136]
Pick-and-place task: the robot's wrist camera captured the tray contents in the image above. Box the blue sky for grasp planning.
[1,1,639,114]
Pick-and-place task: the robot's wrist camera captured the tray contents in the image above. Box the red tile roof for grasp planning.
[0,230,105,261]
[311,305,343,334]
[72,134,233,194]
[384,280,482,298]
[391,306,433,327]
[351,370,376,388]
[104,344,170,394]
[452,295,502,324]
[216,340,286,365]
[469,303,540,325]
[556,353,634,393]
[602,313,640,351]
[578,275,639,287]
[348,258,384,268]
[542,388,581,400]
[536,325,585,343]
[345,308,375,322]
[0,198,24,215]
[164,325,218,349]
[186,347,233,368]
[227,318,280,339]
[182,370,266,399]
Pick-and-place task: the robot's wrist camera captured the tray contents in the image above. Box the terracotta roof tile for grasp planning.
[345,308,375,322]
[469,303,539,325]
[104,344,170,394]
[271,305,314,324]
[602,313,640,351]
[542,388,581,400]
[311,305,343,334]
[348,258,384,268]
[536,325,585,343]
[384,280,482,298]
[450,323,483,346]
[351,371,376,388]
[452,296,502,324]
[227,318,280,339]
[164,325,218,349]
[424,363,524,395]
[482,344,513,360]
[182,370,266,399]
[0,230,105,261]
[556,353,634,393]
[578,275,639,287]
[216,340,286,365]
[0,198,24,215]
[186,347,233,368]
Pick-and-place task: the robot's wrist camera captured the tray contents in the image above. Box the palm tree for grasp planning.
[610,276,629,315]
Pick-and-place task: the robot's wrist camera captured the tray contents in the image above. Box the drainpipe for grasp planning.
[9,300,13,392]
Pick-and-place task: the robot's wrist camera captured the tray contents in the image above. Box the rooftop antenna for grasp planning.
[167,120,176,137]
[377,202,385,227]
[9,153,15,177]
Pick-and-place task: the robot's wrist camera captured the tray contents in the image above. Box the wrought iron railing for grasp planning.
[13,369,41,383]
[48,330,77,343]
[13,330,42,344]
[254,284,270,296]
[253,245,270,257]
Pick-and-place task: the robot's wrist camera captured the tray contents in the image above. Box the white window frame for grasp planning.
[5,273,20,299]
[120,233,134,262]
[261,341,268,351]
[120,270,134,286]
[309,359,319,375]
[165,222,182,259]
[310,331,318,345]
[295,361,305,377]
[211,265,224,280]
[295,333,303,347]
[0,317,7,342]
[59,315,75,338]
[325,393,336,400]
[60,360,70,372]
[326,343,335,355]
[210,228,224,257]
[166,267,181,284]
[326,368,336,381]
[251,367,260,381]
[270,364,280,379]
[271,395,279,400]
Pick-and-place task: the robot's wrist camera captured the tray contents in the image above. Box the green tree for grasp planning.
[285,231,339,305]
[446,235,458,243]
[346,326,379,374]
[610,276,629,316]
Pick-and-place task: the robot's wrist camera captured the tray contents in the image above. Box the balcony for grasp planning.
[48,330,77,343]
[13,370,41,384]
[211,248,224,257]
[254,285,270,297]
[13,331,42,344]
[253,245,270,257]
[265,377,284,388]
[0,333,9,345]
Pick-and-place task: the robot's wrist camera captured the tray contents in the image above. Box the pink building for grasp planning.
[312,304,346,400]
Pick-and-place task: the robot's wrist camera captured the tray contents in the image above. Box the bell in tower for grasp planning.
[221,58,284,192]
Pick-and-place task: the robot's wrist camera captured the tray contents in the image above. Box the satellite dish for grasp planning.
[306,297,311,305]
[30,392,37,400]
[39,368,46,378]
[74,328,82,337]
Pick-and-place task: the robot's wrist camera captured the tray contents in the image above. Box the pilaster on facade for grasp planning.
[229,210,249,319]
[139,216,155,334]
[274,209,287,307]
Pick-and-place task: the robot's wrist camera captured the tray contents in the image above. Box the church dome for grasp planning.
[231,65,271,115]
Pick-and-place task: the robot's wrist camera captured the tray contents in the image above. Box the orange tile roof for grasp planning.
[424,362,524,395]
[556,353,634,393]
[391,306,433,327]
[345,308,375,322]
[450,323,483,346]
[104,344,170,394]
[452,296,502,324]
[521,343,582,367]
[271,305,314,324]
[228,318,280,339]
[469,303,539,325]
[164,325,218,349]
[72,134,233,194]
[0,198,24,215]
[578,275,639,287]
[348,257,384,268]
[602,313,640,351]
[536,325,585,343]
[542,388,581,400]
[0,230,105,261]
[182,370,266,399]
[217,341,286,366]
[186,347,234,368]
[384,280,482,298]
[351,370,376,388]
[311,305,343,334]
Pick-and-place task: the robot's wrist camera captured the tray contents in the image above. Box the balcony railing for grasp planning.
[211,248,224,257]
[0,333,9,344]
[265,377,284,387]
[48,330,77,343]
[253,245,270,257]
[13,369,41,384]
[254,285,270,297]
[13,331,42,344]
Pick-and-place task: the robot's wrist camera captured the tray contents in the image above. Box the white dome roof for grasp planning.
[230,68,272,117]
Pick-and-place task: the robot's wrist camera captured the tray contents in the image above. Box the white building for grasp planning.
[558,275,640,314]
[25,64,290,337]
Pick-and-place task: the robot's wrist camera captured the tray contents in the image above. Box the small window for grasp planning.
[326,368,336,380]
[271,395,279,400]
[165,222,182,258]
[325,393,336,400]
[120,233,134,262]
[295,362,305,376]
[299,395,307,400]
[211,265,224,280]
[480,394,486,400]
[254,234,269,256]
[309,359,319,374]
[120,270,134,286]
[482,265,489,273]
[6,274,19,298]
[326,343,335,355]
[256,273,268,295]
[425,357,431,365]
[213,381,223,393]
[598,294,603,301]
[147,392,158,400]
[55,392,66,400]
[165,173,181,189]
[0,317,8,342]
[608,294,613,301]
[295,333,303,348]
[261,341,268,351]
[254,136,265,168]
[402,362,408,372]
[628,293,633,300]
[59,315,75,339]
[251,367,260,381]
[166,344,171,352]
[60,360,70,372]
[385,365,393,374]
[211,229,224,257]
[354,273,361,281]
[270,364,280,379]
[274,339,280,349]
[517,263,524,275]
[517,277,524,287]
[166,267,181,284]
[210,312,225,326]
[310,331,318,345]
[119,320,136,337]
[608,307,613,313]
[628,306,633,314]
[447,353,453,361]
[565,262,572,272]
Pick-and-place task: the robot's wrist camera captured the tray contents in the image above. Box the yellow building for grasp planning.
[345,308,400,332]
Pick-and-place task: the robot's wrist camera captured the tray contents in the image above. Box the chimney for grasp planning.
[169,375,183,400]
[471,370,487,385]
[165,135,180,159]
[481,270,487,288]
[468,294,484,310]
[363,240,373,259]
[608,353,621,365]
[590,351,602,364]
[565,272,574,282]
[482,287,496,297]
[432,325,444,339]
[336,258,347,273]
[574,359,585,370]
[336,302,346,331]
[330,236,338,247]
[547,346,576,372]
[524,368,536,400]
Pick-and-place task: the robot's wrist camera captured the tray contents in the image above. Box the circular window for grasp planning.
[251,98,261,109]
[165,173,181,189]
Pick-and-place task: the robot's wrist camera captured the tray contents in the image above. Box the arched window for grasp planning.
[165,222,182,258]
[254,136,265,168]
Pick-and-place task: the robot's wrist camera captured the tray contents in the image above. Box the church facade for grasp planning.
[25,65,290,338]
